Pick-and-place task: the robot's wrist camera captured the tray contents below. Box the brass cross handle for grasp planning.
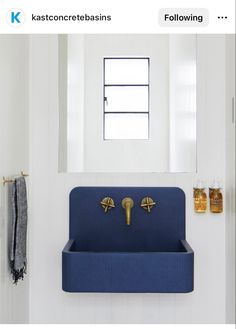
[100,197,115,213]
[141,197,156,213]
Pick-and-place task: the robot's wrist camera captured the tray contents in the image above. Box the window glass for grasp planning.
[104,113,149,140]
[104,86,148,112]
[104,58,149,140]
[105,58,149,85]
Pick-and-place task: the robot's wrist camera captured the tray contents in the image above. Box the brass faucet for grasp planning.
[121,197,134,225]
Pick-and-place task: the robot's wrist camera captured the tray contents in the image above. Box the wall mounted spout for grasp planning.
[122,197,134,225]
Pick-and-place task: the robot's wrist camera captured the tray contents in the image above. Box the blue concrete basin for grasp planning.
[63,239,193,293]
[62,187,194,293]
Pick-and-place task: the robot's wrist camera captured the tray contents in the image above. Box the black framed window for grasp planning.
[103,57,150,140]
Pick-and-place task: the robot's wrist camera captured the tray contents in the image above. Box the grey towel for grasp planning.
[10,176,28,284]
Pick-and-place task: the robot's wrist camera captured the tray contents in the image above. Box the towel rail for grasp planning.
[1,171,29,185]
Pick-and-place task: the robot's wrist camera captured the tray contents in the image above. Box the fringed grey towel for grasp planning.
[10,176,28,284]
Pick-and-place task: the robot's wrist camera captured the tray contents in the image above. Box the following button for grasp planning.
[159,8,209,27]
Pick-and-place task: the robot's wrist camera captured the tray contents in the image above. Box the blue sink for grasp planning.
[62,187,194,293]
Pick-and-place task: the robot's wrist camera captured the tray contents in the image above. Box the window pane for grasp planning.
[105,58,149,85]
[104,113,148,140]
[105,86,148,112]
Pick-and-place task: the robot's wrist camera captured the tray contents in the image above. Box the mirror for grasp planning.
[58,34,196,173]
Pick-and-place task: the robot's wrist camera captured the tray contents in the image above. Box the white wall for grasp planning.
[58,35,68,173]
[0,35,29,324]
[67,35,85,172]
[169,35,197,172]
[84,35,169,172]
[66,35,170,172]
[28,34,233,324]
[66,34,197,173]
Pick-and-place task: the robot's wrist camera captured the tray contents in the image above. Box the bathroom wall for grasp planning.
[66,34,170,172]
[0,35,29,323]
[169,35,196,172]
[28,34,234,323]
[83,35,169,172]
[65,34,196,173]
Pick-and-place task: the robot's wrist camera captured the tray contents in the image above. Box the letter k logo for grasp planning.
[11,12,21,24]
[7,9,25,27]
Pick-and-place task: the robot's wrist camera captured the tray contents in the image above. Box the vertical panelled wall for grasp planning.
[28,34,232,324]
[0,35,29,324]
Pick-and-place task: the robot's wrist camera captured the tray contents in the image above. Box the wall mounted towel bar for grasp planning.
[1,171,29,185]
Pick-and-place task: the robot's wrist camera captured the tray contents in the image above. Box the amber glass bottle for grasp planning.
[209,188,223,213]
[193,188,207,213]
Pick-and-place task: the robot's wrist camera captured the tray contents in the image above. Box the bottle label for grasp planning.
[194,198,207,212]
[210,197,223,213]
[211,199,221,205]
